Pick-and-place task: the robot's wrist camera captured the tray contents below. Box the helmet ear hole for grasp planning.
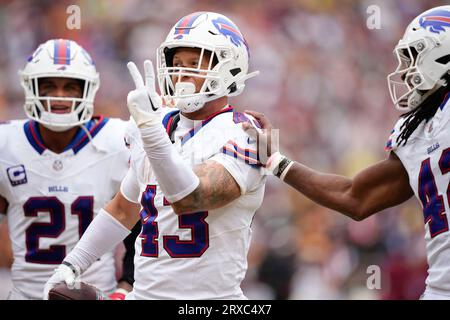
[436,54,450,65]
[227,82,237,94]
[230,68,241,76]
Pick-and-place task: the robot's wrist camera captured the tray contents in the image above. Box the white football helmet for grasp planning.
[20,39,100,131]
[156,11,259,113]
[388,5,450,112]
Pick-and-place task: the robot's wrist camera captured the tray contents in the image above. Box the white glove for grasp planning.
[127,60,163,128]
[43,262,79,300]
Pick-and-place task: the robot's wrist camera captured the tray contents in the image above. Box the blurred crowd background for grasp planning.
[0,0,446,299]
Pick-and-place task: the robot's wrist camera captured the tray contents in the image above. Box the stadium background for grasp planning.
[0,0,447,299]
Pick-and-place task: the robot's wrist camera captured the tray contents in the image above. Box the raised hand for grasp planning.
[242,110,293,178]
[127,60,163,128]
[242,110,279,166]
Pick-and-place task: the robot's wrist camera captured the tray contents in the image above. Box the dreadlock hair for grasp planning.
[396,73,450,147]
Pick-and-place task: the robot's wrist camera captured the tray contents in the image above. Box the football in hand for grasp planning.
[48,282,108,300]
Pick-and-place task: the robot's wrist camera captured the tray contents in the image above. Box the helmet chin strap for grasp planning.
[40,111,79,132]
[173,71,261,113]
[409,79,447,109]
[175,97,206,113]
[173,82,215,113]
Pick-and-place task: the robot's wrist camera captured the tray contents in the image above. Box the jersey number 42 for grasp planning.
[419,148,450,238]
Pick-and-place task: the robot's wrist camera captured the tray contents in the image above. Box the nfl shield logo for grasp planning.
[53,160,63,171]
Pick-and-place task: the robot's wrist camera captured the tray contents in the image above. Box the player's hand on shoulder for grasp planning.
[43,262,79,300]
[126,60,163,128]
[242,110,278,165]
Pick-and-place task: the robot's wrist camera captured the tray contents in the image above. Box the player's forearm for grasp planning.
[104,192,141,230]
[283,162,364,220]
[63,208,131,274]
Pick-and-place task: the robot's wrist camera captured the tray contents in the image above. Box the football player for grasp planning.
[0,39,136,299]
[243,5,450,300]
[44,12,267,300]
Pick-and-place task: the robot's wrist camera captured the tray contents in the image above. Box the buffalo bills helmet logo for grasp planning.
[419,9,450,34]
[27,46,43,62]
[212,17,249,55]
[173,12,206,40]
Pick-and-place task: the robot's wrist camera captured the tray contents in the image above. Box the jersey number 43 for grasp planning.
[139,185,209,258]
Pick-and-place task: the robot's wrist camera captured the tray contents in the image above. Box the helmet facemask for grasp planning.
[387,38,436,111]
[21,76,98,132]
[388,6,450,112]
[20,39,100,132]
[157,45,237,113]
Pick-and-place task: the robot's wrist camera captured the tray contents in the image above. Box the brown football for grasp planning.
[48,282,108,300]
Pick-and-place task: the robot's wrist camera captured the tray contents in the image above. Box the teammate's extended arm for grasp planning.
[282,153,413,220]
[243,111,414,221]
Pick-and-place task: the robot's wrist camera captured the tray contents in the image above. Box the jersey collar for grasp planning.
[179,106,234,146]
[24,116,109,155]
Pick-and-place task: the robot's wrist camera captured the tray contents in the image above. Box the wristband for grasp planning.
[265,152,283,173]
[275,157,293,178]
[62,261,80,277]
[266,152,293,179]
[279,160,294,181]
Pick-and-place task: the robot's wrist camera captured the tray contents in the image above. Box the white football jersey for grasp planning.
[121,106,266,300]
[386,95,450,293]
[0,117,130,299]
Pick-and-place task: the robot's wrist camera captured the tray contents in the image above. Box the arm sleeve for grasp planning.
[119,220,141,286]
[210,134,266,195]
[139,124,199,203]
[64,209,131,273]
